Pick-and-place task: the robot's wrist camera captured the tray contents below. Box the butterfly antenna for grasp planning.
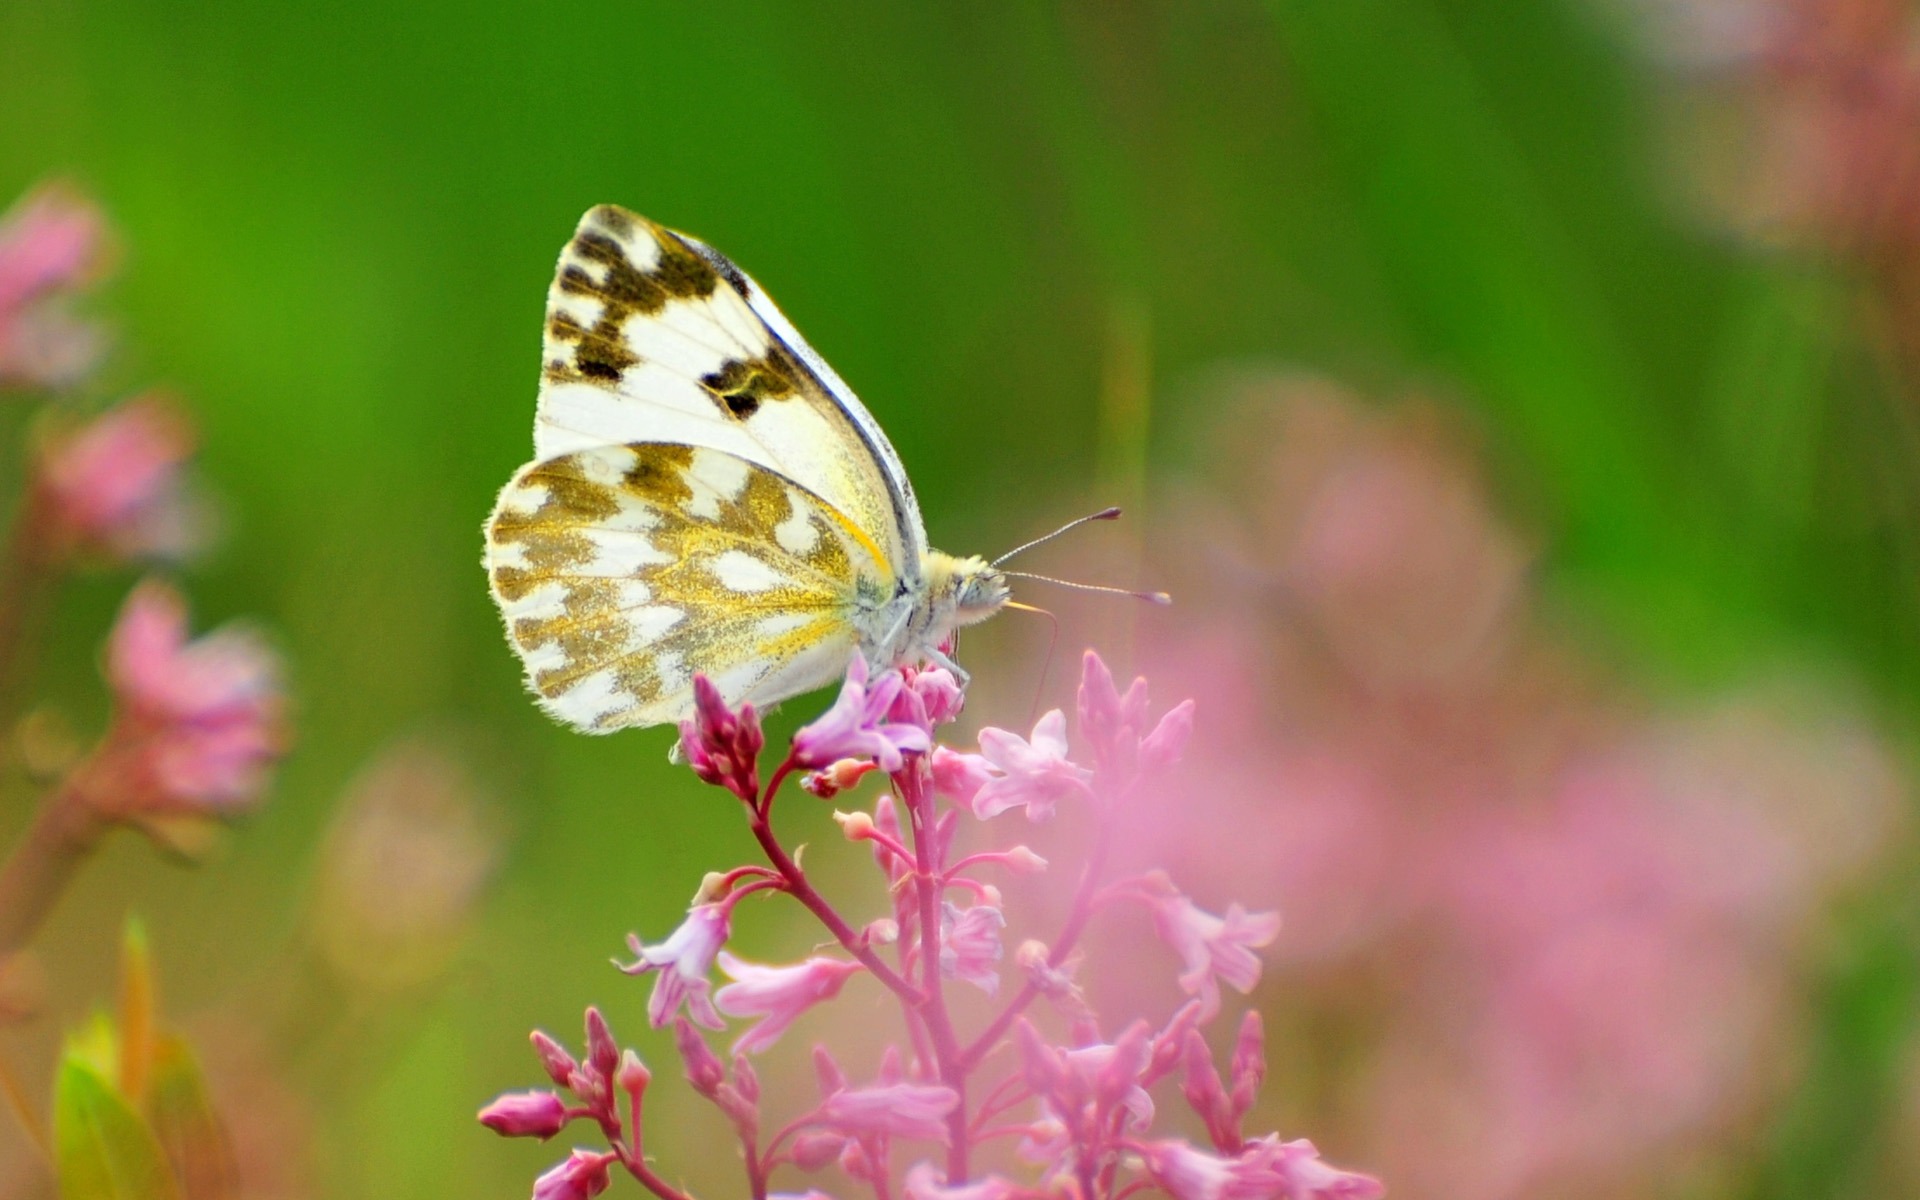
[1005,601,1061,729]
[1003,572,1172,606]
[993,507,1124,566]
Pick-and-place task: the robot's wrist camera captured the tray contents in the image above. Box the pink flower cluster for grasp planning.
[0,180,284,875]
[481,650,1381,1200]
[78,580,286,818]
[1120,378,1900,1198]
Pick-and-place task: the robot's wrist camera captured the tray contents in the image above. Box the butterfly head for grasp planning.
[951,555,1011,626]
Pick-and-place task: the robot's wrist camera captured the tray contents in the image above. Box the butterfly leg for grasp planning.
[924,645,971,688]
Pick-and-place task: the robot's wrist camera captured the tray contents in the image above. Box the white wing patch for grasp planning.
[533,205,924,575]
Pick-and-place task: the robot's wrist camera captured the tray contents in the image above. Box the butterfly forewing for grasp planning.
[486,443,889,732]
[535,205,923,576]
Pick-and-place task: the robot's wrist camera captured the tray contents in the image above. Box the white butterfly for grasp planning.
[484,205,1009,732]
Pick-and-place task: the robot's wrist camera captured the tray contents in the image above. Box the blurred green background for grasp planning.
[2,2,1917,1198]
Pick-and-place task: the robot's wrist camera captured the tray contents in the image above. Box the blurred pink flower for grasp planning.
[938,901,1005,994]
[35,394,202,562]
[970,711,1091,821]
[618,902,729,1030]
[1114,377,1902,1198]
[816,1081,958,1143]
[0,182,107,388]
[87,578,284,816]
[902,1163,1029,1200]
[715,952,863,1054]
[1141,873,1281,1019]
[1140,1137,1384,1200]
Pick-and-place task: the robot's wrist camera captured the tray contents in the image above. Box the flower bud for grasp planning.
[834,809,876,840]
[673,1016,726,1098]
[616,1049,650,1097]
[583,1007,618,1079]
[1140,698,1196,773]
[792,1132,848,1171]
[477,1090,568,1139]
[1002,846,1049,875]
[532,1150,613,1200]
[529,1030,577,1089]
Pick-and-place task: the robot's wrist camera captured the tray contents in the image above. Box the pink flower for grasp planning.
[618,902,729,1029]
[902,1162,1032,1200]
[1140,1141,1237,1200]
[794,654,931,772]
[929,746,993,806]
[970,711,1092,821]
[1142,874,1281,1018]
[532,1150,614,1200]
[678,674,763,800]
[816,1081,958,1142]
[939,901,1005,994]
[35,395,200,561]
[715,952,863,1054]
[477,1090,569,1139]
[0,184,102,312]
[0,182,106,387]
[91,579,285,816]
[1141,1137,1383,1200]
[1237,1137,1385,1200]
[1140,698,1197,773]
[1078,650,1152,770]
[894,666,964,730]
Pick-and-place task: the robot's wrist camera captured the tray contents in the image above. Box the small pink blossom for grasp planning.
[91,579,285,816]
[1141,1137,1383,1200]
[897,665,964,729]
[1142,873,1281,1017]
[902,1162,1032,1200]
[1140,698,1197,773]
[531,1150,614,1200]
[678,674,763,800]
[618,902,729,1029]
[35,395,201,562]
[715,952,864,1054]
[970,711,1092,821]
[1078,650,1152,771]
[0,183,106,387]
[816,1081,958,1142]
[794,653,930,772]
[477,1090,569,1140]
[939,901,1005,994]
[930,746,993,806]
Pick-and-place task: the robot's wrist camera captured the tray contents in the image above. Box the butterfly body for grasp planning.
[485,205,1006,733]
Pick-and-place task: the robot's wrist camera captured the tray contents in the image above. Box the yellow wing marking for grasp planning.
[486,443,891,732]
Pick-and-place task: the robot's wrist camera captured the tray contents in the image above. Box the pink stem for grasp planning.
[749,751,922,1005]
[900,764,969,1181]
[956,811,1115,1073]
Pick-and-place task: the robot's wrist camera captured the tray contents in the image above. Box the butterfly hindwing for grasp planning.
[535,204,923,575]
[486,442,891,732]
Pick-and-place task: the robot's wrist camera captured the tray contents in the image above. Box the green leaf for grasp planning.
[145,1036,237,1200]
[53,1053,182,1200]
[117,919,155,1104]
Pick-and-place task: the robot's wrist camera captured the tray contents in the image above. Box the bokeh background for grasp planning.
[3,1,1918,1197]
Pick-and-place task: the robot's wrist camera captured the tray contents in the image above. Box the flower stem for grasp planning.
[0,774,104,958]
[749,753,921,1005]
[956,813,1115,1073]
[900,763,969,1182]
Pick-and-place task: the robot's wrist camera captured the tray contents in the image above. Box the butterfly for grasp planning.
[484,205,1010,733]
